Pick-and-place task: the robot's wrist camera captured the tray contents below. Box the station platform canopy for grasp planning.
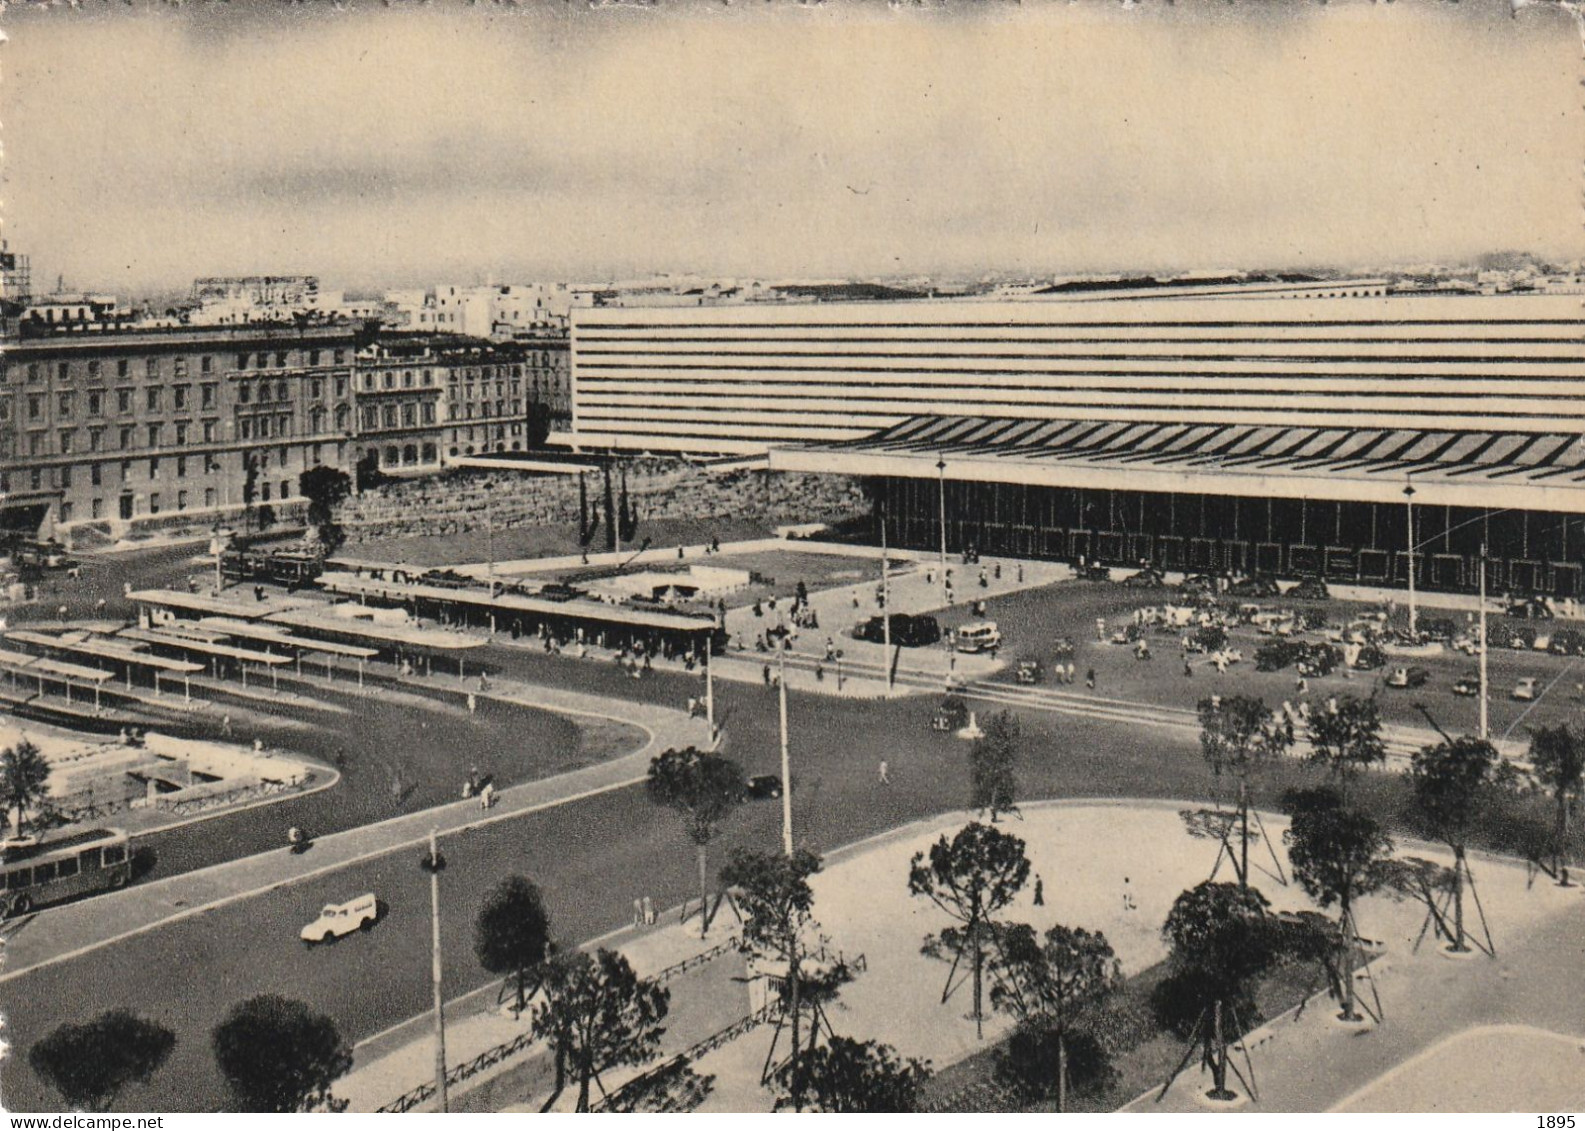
[5,629,203,674]
[118,627,292,666]
[264,607,487,652]
[127,589,311,621]
[197,617,379,660]
[769,415,1585,513]
[318,572,720,634]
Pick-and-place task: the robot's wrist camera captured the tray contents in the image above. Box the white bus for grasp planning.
[1,827,131,918]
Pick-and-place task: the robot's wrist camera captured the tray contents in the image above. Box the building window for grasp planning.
[422,442,437,463]
[25,363,40,383]
[58,430,73,455]
[88,391,102,416]
[275,351,288,368]
[383,372,395,390]
[177,490,188,511]
[402,403,416,427]
[201,355,213,374]
[173,357,187,378]
[277,379,289,401]
[403,444,417,465]
[117,389,132,414]
[280,478,291,498]
[237,353,250,370]
[145,358,159,378]
[91,463,102,487]
[174,385,189,410]
[149,493,160,514]
[204,487,216,508]
[309,349,321,366]
[202,420,216,442]
[176,455,187,478]
[384,446,398,466]
[175,422,188,446]
[149,457,160,478]
[117,359,129,378]
[256,381,269,404]
[201,383,216,409]
[310,377,323,400]
[239,418,253,441]
[421,403,435,424]
[58,391,73,416]
[362,373,374,392]
[238,382,251,404]
[277,414,289,437]
[59,502,72,524]
[334,349,346,365]
[334,375,347,397]
[383,405,398,428]
[335,404,349,430]
[119,426,133,450]
[58,362,69,381]
[91,498,103,520]
[146,387,161,412]
[146,423,161,447]
[59,465,71,489]
[89,429,102,452]
[261,482,272,502]
[362,406,378,430]
[30,467,41,490]
[87,360,101,381]
[310,443,322,464]
[26,394,42,420]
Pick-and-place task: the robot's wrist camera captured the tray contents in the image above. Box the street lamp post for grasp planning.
[420,829,449,1112]
[777,644,793,856]
[1479,542,1489,741]
[937,455,949,601]
[704,639,716,747]
[1403,481,1418,640]
[880,487,893,694]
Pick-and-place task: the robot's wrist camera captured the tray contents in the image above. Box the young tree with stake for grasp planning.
[1527,723,1585,886]
[969,710,1021,822]
[1304,693,1386,799]
[1280,786,1394,1021]
[991,922,1122,1111]
[645,746,746,937]
[0,739,51,836]
[907,822,1031,1039]
[1197,696,1293,890]
[473,875,553,1015]
[531,949,669,1112]
[1409,736,1497,953]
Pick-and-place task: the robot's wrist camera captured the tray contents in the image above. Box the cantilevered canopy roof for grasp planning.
[768,415,1585,513]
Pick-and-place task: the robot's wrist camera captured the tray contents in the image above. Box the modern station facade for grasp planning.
[571,283,1585,597]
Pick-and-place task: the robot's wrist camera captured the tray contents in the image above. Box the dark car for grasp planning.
[1386,665,1430,689]
[743,774,784,801]
[1179,573,1220,596]
[1451,674,1481,697]
[1287,578,1331,601]
[1228,575,1281,598]
[1507,595,1555,620]
[1120,566,1167,588]
[1075,563,1112,582]
[852,613,943,648]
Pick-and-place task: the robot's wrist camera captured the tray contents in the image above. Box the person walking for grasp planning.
[1033,875,1044,907]
[1085,667,1096,690]
[466,692,477,715]
[479,781,495,810]
[1123,876,1137,912]
[642,896,655,925]
[878,758,890,784]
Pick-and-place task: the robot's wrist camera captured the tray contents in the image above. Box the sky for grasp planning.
[1,0,1581,296]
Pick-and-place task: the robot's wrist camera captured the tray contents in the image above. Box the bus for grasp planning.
[220,548,324,588]
[1,827,131,918]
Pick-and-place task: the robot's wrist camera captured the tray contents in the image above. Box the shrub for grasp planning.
[993,1022,1116,1102]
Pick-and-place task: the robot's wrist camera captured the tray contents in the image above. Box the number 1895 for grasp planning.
[1537,1117,1575,1128]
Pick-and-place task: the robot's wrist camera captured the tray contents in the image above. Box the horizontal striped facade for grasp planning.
[570,291,1585,454]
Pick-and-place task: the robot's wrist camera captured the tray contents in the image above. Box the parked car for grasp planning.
[1228,575,1281,598]
[1179,574,1220,595]
[1512,677,1540,701]
[301,894,378,945]
[1507,595,1554,620]
[853,613,942,648]
[1121,566,1167,588]
[743,774,784,801]
[1015,659,1044,685]
[1452,674,1481,697]
[1386,666,1430,689]
[1075,563,1112,582]
[1287,578,1331,601]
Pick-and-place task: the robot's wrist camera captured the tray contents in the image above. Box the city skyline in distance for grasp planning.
[3,0,1581,295]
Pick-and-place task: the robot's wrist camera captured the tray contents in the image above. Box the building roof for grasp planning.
[770,414,1585,512]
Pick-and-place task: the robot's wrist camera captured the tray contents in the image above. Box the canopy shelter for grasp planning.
[198,616,379,684]
[127,588,308,623]
[317,571,721,655]
[5,629,202,703]
[0,641,114,709]
[118,626,292,693]
[264,607,486,681]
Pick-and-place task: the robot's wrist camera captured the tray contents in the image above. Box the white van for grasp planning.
[955,621,1002,653]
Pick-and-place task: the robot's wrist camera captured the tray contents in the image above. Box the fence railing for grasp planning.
[591,999,781,1113]
[374,936,741,1113]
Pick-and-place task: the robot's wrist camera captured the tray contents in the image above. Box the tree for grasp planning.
[241,452,261,532]
[991,922,1122,1111]
[1197,696,1293,890]
[1527,723,1585,885]
[30,1010,176,1111]
[298,465,351,554]
[1152,881,1280,1101]
[531,948,669,1112]
[1304,693,1386,798]
[473,875,553,1014]
[211,995,352,1112]
[969,710,1021,822]
[645,747,746,937]
[773,1036,931,1113]
[1409,736,1496,952]
[995,1024,1115,1106]
[1280,786,1393,1021]
[907,822,1031,1039]
[719,847,828,1110]
[0,738,50,835]
[354,449,385,492]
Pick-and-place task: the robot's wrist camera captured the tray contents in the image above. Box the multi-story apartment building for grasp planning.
[507,322,572,435]
[1,321,364,538]
[436,342,529,460]
[352,341,447,475]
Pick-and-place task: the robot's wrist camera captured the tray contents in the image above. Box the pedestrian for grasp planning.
[878,758,890,784]
[57,604,68,623]
[1096,617,1106,641]
[1066,661,1076,685]
[815,663,825,682]
[1033,875,1044,906]
[994,562,1002,580]
[1085,668,1095,690]
[633,898,644,928]
[643,896,655,925]
[96,598,107,614]
[1016,563,1025,584]
[763,663,773,686]
[221,714,232,736]
[1184,660,1193,677]
[253,737,265,753]
[1123,876,1137,912]
[480,781,495,810]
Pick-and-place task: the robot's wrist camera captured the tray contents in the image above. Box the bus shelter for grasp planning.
[118,627,294,692]
[262,607,486,681]
[0,645,113,709]
[198,617,379,686]
[4,630,202,703]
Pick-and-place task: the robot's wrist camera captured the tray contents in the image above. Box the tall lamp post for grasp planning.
[1403,481,1418,640]
[420,829,449,1112]
[937,455,949,600]
[879,484,893,694]
[777,642,793,856]
[1478,542,1489,741]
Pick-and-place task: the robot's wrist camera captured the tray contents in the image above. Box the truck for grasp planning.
[300,893,378,944]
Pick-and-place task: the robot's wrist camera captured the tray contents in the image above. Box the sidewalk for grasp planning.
[0,682,698,981]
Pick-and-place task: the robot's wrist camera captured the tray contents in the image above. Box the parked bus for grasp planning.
[1,827,131,918]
